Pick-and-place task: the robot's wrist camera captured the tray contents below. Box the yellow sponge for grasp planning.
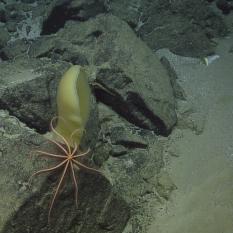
[54,65,91,147]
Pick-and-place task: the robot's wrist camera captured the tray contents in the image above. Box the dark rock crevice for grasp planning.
[42,0,106,35]
[93,65,171,136]
[93,87,166,135]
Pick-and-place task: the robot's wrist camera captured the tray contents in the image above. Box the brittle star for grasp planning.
[29,118,101,222]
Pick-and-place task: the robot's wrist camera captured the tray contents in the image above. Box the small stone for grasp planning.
[111,145,128,157]
[0,26,10,47]
[157,170,177,200]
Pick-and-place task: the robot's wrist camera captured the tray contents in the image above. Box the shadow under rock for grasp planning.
[2,171,130,233]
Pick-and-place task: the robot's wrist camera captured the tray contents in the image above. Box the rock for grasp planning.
[0,8,6,23]
[100,118,165,233]
[0,58,69,133]
[109,126,148,149]
[0,26,10,48]
[176,100,206,135]
[0,110,48,231]
[5,21,17,33]
[41,0,106,35]
[230,44,233,53]
[156,170,177,200]
[0,58,100,147]
[95,103,164,205]
[0,0,50,42]
[1,39,31,60]
[104,137,163,204]
[21,0,36,3]
[183,112,206,135]
[0,111,130,233]
[60,14,177,135]
[164,142,181,158]
[160,56,186,101]
[110,145,128,157]
[1,0,227,58]
[0,13,178,232]
[106,0,227,57]
[216,0,233,14]
[7,14,176,135]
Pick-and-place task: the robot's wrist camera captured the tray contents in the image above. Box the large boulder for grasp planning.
[0,110,130,233]
[29,14,177,135]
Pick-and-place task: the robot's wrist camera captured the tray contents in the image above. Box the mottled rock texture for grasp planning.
[0,110,130,233]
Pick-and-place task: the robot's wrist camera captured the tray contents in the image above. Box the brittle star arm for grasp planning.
[33,150,67,159]
[47,138,69,155]
[48,161,69,222]
[73,148,90,158]
[73,160,101,174]
[29,159,68,182]
[70,162,78,206]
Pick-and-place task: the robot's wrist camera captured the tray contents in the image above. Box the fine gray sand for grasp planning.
[148,33,233,233]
